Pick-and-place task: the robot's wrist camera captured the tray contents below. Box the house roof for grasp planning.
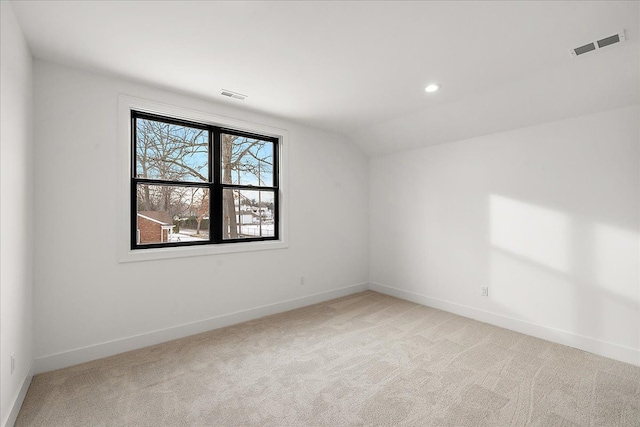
[137,211,172,226]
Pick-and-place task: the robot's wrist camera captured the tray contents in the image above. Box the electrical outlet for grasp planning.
[11,353,15,374]
[299,276,305,286]
[481,287,489,297]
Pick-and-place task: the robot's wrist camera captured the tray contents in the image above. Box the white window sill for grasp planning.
[119,239,288,263]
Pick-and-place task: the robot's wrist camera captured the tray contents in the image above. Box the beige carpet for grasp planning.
[16,291,640,426]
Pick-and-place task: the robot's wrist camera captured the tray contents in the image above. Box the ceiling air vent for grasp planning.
[221,89,247,101]
[570,30,626,58]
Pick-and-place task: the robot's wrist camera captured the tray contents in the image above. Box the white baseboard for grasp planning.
[3,361,33,427]
[30,280,640,377]
[34,283,369,374]
[369,282,640,367]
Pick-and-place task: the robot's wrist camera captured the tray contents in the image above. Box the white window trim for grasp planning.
[118,94,289,263]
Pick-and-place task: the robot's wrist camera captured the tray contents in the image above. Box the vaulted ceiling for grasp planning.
[11,1,639,156]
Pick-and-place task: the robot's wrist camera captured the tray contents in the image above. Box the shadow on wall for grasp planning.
[488,194,639,349]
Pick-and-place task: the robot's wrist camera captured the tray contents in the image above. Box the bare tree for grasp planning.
[221,134,273,238]
[195,191,208,235]
[136,119,207,215]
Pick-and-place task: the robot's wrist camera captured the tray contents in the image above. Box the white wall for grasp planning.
[33,61,369,371]
[0,2,34,425]
[370,105,640,365]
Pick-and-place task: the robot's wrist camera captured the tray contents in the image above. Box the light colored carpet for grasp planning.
[16,291,640,426]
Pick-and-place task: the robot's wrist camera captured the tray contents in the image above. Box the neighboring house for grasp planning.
[234,205,270,224]
[137,211,174,244]
[238,213,254,225]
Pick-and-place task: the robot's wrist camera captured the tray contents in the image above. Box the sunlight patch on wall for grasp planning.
[490,250,574,326]
[592,223,640,302]
[490,195,570,272]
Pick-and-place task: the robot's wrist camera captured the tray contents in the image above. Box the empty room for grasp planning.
[1,1,639,426]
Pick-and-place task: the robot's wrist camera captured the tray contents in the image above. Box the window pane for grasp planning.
[222,134,274,186]
[136,184,209,244]
[222,189,275,239]
[136,118,208,182]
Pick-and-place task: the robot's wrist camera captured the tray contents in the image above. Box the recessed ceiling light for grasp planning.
[425,84,440,93]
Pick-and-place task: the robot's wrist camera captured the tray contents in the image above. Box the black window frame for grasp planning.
[131,110,279,250]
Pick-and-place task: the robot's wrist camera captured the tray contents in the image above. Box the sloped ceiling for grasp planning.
[11,1,640,156]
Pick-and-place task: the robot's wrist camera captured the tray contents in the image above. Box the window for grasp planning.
[131,111,279,250]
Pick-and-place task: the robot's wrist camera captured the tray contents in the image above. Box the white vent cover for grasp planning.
[221,89,247,100]
[570,30,626,58]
